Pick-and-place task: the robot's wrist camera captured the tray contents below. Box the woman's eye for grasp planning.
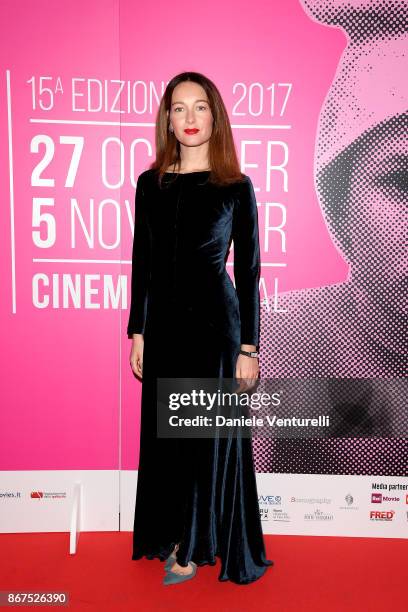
[197,105,207,110]
[376,169,408,194]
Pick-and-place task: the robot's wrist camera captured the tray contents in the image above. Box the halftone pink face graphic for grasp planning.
[257,0,407,476]
[347,120,407,313]
[261,0,408,378]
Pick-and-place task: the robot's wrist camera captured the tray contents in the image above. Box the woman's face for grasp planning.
[347,119,407,314]
[168,81,214,149]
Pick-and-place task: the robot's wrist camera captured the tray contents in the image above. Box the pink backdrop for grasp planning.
[0,0,346,470]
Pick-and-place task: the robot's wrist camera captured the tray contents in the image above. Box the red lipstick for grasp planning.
[184,128,199,134]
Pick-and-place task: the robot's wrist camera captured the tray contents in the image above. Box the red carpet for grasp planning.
[0,533,406,611]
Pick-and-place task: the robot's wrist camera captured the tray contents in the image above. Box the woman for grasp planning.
[127,71,273,585]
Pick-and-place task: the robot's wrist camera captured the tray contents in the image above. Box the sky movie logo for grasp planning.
[371,493,400,504]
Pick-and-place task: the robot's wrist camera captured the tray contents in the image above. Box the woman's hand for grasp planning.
[235,346,259,393]
[130,334,144,379]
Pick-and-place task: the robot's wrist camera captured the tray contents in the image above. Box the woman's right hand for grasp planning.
[130,334,144,379]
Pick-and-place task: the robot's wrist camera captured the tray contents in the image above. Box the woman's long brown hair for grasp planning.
[150,71,245,187]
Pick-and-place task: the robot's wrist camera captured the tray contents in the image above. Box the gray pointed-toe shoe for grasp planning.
[163,561,197,586]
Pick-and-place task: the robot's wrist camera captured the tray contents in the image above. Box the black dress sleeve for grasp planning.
[231,175,261,348]
[127,173,151,337]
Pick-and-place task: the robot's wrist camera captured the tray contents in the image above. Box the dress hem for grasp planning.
[131,550,274,585]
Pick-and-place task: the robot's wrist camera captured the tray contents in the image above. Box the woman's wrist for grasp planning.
[241,344,257,352]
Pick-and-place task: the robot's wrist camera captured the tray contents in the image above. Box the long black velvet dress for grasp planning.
[127,168,273,584]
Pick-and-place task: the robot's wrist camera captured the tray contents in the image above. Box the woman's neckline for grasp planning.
[164,170,211,174]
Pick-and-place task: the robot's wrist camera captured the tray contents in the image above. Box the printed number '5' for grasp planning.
[32,198,56,248]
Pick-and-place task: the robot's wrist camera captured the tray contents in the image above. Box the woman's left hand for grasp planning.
[235,353,259,393]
